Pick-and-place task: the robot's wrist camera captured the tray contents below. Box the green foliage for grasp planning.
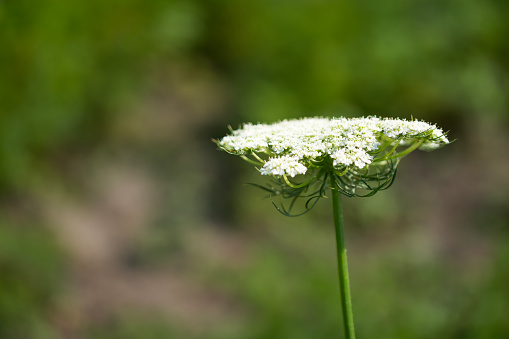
[0,222,64,339]
[0,0,201,189]
[168,222,509,339]
[202,0,509,122]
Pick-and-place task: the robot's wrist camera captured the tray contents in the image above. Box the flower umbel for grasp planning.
[214,115,451,338]
[215,116,449,215]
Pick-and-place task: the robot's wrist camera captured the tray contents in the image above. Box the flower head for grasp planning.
[218,116,449,177]
[215,116,450,215]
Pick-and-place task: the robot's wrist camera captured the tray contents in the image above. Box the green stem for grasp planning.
[282,174,317,188]
[331,178,356,339]
[386,138,424,160]
[240,155,263,166]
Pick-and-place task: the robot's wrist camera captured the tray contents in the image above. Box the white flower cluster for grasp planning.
[259,155,308,177]
[219,117,449,177]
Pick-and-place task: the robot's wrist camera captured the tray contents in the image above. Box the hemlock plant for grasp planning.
[215,116,450,338]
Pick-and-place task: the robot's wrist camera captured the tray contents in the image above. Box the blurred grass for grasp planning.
[1,0,509,338]
[0,222,64,339]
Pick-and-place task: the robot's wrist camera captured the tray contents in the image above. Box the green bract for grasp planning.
[216,116,449,215]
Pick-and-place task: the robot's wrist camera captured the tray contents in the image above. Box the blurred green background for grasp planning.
[1,0,509,338]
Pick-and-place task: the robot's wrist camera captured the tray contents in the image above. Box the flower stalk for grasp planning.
[331,177,356,339]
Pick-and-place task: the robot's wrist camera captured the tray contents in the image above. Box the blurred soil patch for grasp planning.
[42,162,248,337]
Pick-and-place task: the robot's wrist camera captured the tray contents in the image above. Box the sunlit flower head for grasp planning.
[218,116,449,177]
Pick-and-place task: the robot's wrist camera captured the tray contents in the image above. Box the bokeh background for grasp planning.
[1,0,509,338]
